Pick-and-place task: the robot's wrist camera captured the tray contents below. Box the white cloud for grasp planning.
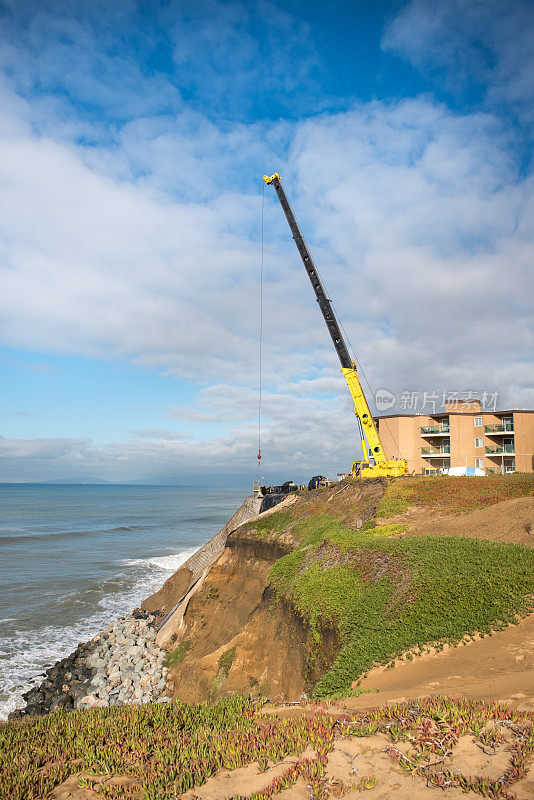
[0,435,92,459]
[0,384,358,481]
[1,88,532,413]
[383,0,534,120]
[288,98,534,408]
[0,0,533,480]
[131,428,192,441]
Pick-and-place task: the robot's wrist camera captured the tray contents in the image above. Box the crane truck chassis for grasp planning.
[264,172,407,479]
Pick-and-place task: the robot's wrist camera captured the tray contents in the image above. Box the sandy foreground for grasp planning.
[346,611,534,714]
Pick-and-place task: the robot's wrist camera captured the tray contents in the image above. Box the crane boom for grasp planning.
[263,172,407,479]
[263,174,352,370]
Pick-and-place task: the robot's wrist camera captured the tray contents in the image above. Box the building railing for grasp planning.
[485,444,515,455]
[484,424,514,434]
[420,424,450,435]
[421,446,451,456]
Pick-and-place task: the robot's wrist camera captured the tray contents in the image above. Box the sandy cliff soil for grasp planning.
[168,531,340,703]
[162,480,385,703]
[155,478,533,710]
[383,495,534,546]
[141,565,193,614]
[345,609,534,713]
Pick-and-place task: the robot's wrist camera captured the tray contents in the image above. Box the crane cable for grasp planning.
[257,183,264,477]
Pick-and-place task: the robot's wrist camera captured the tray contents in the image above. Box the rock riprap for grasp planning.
[9,611,170,719]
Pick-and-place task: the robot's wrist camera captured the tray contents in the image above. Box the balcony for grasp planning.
[420,424,450,436]
[485,444,515,455]
[484,423,514,434]
[421,446,451,457]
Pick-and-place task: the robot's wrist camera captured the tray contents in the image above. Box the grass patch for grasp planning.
[240,509,295,538]
[377,474,534,518]
[267,514,534,698]
[376,481,413,517]
[373,522,406,536]
[164,639,190,668]
[218,645,236,677]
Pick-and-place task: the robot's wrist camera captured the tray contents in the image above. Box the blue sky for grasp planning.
[0,0,533,482]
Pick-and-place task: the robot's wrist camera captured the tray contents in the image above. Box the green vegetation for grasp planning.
[268,513,534,697]
[376,481,412,517]
[377,474,534,517]
[218,645,236,677]
[164,639,190,668]
[368,522,406,536]
[2,695,533,799]
[240,509,295,538]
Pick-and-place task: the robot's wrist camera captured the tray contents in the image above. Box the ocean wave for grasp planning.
[0,544,196,720]
[109,525,153,532]
[0,525,153,544]
[120,547,199,571]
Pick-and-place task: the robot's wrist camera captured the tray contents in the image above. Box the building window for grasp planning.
[475,458,483,468]
[474,416,482,427]
[475,437,483,448]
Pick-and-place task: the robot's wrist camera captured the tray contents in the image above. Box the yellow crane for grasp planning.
[264,173,407,479]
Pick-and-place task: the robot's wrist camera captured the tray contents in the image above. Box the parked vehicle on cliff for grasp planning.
[308,475,329,490]
[260,480,298,495]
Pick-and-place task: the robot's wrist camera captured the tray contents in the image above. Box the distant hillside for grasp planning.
[29,474,253,486]
[33,477,113,485]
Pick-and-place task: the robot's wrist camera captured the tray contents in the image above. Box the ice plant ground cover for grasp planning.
[1,695,533,799]
[266,511,534,697]
[375,474,534,517]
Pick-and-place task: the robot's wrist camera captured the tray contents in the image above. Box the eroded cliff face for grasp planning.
[167,531,312,702]
[153,478,386,703]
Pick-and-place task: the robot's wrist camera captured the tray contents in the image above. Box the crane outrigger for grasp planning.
[264,173,407,479]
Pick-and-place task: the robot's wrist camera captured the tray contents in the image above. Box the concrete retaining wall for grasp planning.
[155,494,262,645]
[181,494,262,582]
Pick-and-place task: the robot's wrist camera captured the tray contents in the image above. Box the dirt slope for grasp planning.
[164,479,385,703]
[385,495,534,546]
[169,530,339,703]
[148,477,533,707]
[346,609,534,713]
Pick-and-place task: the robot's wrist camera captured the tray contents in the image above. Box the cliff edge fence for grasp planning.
[143,492,293,646]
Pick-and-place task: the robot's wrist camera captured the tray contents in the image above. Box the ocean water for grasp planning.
[0,484,249,719]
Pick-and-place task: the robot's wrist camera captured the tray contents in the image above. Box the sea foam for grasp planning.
[0,546,195,720]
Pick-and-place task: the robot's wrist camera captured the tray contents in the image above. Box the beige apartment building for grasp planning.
[376,400,534,475]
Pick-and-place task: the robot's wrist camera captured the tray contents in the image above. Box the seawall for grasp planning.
[153,492,294,647]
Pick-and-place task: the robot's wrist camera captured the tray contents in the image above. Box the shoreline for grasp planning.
[8,608,171,720]
[4,489,285,720]
[0,484,251,720]
[5,491,263,720]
